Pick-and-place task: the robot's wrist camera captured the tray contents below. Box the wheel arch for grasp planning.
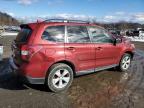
[45,60,76,81]
[124,51,134,59]
[118,51,134,65]
[54,60,76,75]
[118,51,133,72]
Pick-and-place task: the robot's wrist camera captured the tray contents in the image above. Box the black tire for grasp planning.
[46,63,73,93]
[118,53,132,72]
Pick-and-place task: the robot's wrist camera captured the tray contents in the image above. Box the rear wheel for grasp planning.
[118,53,132,72]
[46,63,73,93]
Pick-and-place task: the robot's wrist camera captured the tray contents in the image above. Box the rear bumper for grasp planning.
[9,57,45,84]
[9,56,18,70]
[19,75,45,84]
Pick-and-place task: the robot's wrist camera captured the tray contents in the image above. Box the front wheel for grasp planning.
[118,53,132,72]
[46,63,73,93]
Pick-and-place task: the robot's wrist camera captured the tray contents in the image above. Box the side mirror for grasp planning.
[113,38,122,45]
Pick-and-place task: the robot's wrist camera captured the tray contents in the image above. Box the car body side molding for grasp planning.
[76,64,118,76]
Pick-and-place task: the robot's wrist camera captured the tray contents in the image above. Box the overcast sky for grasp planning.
[0,0,144,23]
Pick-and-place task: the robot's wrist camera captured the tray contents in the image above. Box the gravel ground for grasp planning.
[0,36,144,108]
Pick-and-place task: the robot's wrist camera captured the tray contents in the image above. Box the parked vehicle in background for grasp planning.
[138,28,144,37]
[139,31,144,37]
[0,44,3,61]
[10,26,21,32]
[133,30,139,36]
[137,28,144,31]
[109,30,121,36]
[125,28,144,37]
[0,26,4,61]
[9,19,135,92]
[0,26,5,36]
[6,26,20,32]
[125,30,134,37]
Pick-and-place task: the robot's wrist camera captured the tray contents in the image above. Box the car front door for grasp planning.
[64,25,96,73]
[88,26,122,68]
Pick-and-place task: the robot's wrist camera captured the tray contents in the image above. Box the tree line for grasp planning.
[0,11,19,26]
[98,21,144,30]
[0,11,144,30]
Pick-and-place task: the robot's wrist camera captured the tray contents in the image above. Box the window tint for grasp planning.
[67,26,90,43]
[15,28,32,43]
[88,27,113,43]
[42,26,64,42]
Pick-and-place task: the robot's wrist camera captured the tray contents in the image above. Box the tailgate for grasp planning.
[11,25,32,66]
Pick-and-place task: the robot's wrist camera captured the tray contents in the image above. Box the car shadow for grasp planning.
[0,58,28,90]
[0,58,54,92]
[0,58,31,91]
[25,83,52,92]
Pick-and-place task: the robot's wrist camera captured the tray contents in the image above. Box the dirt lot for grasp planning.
[133,41,144,51]
[0,36,144,108]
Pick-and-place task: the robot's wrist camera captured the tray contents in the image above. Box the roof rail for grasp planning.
[44,19,90,24]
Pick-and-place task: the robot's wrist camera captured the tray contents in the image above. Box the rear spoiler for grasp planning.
[20,23,37,30]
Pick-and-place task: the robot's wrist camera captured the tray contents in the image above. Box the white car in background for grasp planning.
[139,31,144,37]
[0,26,5,36]
[0,45,3,61]
[0,26,4,61]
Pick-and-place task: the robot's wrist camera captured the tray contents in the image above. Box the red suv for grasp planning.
[10,19,135,92]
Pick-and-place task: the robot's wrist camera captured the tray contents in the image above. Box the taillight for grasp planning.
[21,45,30,61]
[21,45,42,61]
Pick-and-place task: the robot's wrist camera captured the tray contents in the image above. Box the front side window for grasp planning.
[42,26,64,42]
[67,26,90,43]
[88,26,113,43]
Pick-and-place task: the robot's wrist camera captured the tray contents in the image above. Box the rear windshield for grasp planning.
[15,28,32,43]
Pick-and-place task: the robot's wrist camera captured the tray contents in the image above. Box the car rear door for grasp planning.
[64,25,96,73]
[41,25,65,63]
[88,26,122,68]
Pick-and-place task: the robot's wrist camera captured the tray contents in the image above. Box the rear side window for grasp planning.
[15,28,32,43]
[42,26,64,42]
[67,26,90,43]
